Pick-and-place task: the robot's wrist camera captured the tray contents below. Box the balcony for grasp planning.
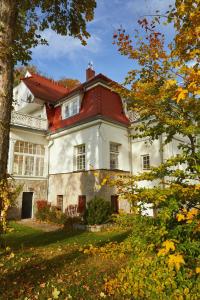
[11,111,48,131]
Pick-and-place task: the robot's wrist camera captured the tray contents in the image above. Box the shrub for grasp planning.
[85,197,112,225]
[48,206,69,225]
[35,201,79,226]
[35,200,51,222]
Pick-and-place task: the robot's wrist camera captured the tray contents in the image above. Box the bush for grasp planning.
[48,206,69,225]
[85,197,112,225]
[35,200,51,221]
[35,200,68,225]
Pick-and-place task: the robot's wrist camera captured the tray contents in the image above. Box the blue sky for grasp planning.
[31,0,175,83]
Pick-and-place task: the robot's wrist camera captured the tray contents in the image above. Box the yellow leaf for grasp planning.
[186,208,198,221]
[101,178,108,186]
[168,254,185,270]
[52,287,60,299]
[162,240,175,252]
[165,79,176,89]
[177,88,188,102]
[196,267,200,274]
[100,291,106,298]
[176,213,185,222]
[157,248,167,256]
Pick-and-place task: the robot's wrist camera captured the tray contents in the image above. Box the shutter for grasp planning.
[78,195,86,214]
[111,195,119,213]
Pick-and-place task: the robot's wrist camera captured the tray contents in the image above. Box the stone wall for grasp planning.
[48,170,131,213]
[8,178,48,219]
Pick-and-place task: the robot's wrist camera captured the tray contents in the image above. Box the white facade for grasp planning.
[8,73,185,219]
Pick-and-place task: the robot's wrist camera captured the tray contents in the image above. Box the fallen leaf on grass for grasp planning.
[52,287,60,299]
[100,292,106,298]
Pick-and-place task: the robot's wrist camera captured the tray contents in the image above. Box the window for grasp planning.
[110,143,120,169]
[13,141,45,177]
[13,155,23,175]
[142,154,150,170]
[63,98,79,119]
[35,157,44,176]
[24,156,34,175]
[75,144,86,171]
[57,195,63,211]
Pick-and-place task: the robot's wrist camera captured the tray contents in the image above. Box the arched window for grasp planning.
[13,141,45,177]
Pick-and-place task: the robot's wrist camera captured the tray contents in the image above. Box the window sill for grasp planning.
[11,175,47,179]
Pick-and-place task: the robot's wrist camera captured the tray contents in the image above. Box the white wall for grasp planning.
[49,123,100,174]
[13,82,46,117]
[49,121,130,174]
[131,137,161,174]
[99,122,130,171]
[13,81,34,111]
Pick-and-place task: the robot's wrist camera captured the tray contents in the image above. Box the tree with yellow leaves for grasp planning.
[100,1,200,298]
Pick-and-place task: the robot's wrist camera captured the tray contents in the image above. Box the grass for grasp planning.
[0,222,130,300]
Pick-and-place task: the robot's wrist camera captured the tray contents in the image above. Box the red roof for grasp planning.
[21,71,130,130]
[46,84,130,132]
[22,73,69,102]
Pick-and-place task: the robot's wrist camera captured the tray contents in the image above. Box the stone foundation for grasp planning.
[48,170,131,213]
[8,178,48,220]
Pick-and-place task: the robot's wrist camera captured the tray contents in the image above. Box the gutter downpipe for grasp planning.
[128,127,133,175]
[47,137,54,204]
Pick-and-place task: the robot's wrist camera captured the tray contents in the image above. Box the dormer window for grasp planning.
[62,97,80,119]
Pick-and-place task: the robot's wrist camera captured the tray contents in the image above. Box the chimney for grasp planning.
[86,61,95,81]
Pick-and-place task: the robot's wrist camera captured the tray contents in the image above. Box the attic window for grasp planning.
[63,98,79,119]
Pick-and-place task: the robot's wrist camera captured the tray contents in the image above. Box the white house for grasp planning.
[8,67,182,219]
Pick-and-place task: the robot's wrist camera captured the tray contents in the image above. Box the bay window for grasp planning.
[13,141,45,177]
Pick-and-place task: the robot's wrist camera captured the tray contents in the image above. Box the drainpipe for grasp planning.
[47,138,54,204]
[128,127,133,175]
[159,133,165,190]
[159,134,164,165]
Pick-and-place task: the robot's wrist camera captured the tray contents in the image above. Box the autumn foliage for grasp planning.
[82,1,200,298]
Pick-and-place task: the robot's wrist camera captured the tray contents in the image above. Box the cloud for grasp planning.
[126,0,175,16]
[32,29,102,61]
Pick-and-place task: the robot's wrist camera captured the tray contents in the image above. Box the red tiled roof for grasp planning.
[46,84,130,132]
[58,73,114,103]
[22,73,69,102]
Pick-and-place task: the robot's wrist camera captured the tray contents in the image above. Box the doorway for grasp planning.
[21,192,33,219]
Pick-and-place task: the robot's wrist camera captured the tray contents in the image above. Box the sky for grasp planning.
[31,0,175,84]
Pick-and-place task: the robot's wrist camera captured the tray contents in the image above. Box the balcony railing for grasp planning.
[11,111,48,131]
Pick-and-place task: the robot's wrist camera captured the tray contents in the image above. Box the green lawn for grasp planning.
[0,222,129,300]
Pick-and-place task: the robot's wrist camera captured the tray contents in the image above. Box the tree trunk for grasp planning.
[0,0,17,180]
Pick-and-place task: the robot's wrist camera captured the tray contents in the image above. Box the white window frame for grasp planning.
[62,97,80,119]
[13,141,45,177]
[74,144,86,171]
[110,142,120,170]
[141,154,150,170]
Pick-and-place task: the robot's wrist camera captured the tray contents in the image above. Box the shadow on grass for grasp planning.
[0,230,130,299]
[1,228,85,250]
[0,248,84,299]
[1,222,130,251]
